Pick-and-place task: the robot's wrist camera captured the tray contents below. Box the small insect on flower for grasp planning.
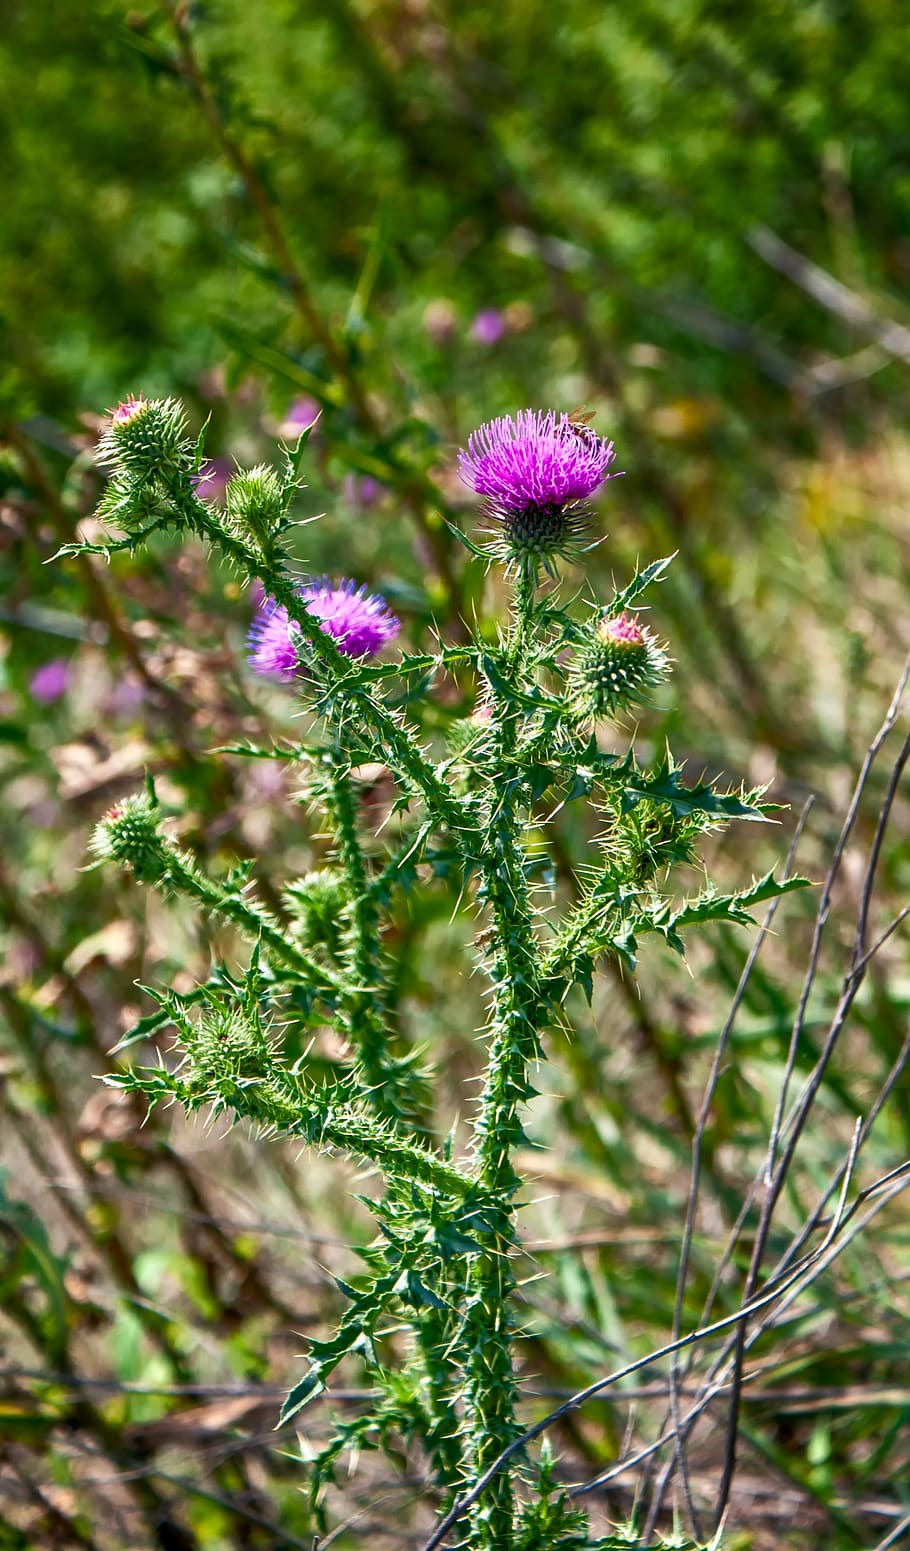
[566,404,598,438]
[458,409,618,564]
[248,578,400,680]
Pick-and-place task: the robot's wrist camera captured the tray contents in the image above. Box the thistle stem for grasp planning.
[508,555,538,671]
[323,752,418,1119]
[164,847,342,992]
[458,556,546,1550]
[170,1052,469,1199]
[324,757,464,1483]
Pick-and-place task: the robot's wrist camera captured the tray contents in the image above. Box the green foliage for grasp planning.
[514,1446,591,1550]
[0,1176,70,1368]
[283,867,349,958]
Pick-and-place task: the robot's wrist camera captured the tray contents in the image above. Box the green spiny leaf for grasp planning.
[659,870,811,934]
[621,756,772,822]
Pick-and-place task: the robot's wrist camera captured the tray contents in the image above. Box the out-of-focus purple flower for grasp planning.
[105,675,146,717]
[299,579,400,658]
[423,299,457,346]
[30,659,71,703]
[279,397,321,441]
[193,457,233,503]
[248,578,400,680]
[470,309,506,347]
[247,598,302,680]
[343,474,384,508]
[458,410,617,559]
[247,759,286,799]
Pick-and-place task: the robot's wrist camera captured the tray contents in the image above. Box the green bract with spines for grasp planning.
[71,399,809,1551]
[224,462,286,551]
[91,792,169,885]
[283,867,349,957]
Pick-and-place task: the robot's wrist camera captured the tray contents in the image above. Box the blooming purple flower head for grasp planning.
[279,396,321,441]
[30,658,70,703]
[459,409,617,562]
[248,578,400,680]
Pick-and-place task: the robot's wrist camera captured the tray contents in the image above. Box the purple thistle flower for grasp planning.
[343,473,384,508]
[571,608,670,719]
[470,308,506,347]
[279,396,321,440]
[248,599,300,679]
[598,611,645,647]
[460,410,615,512]
[248,578,400,680]
[458,409,617,560]
[29,659,71,703]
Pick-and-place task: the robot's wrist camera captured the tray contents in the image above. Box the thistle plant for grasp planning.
[71,399,804,1551]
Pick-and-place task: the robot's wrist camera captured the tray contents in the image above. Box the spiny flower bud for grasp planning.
[283,869,348,957]
[99,396,193,479]
[571,610,670,720]
[90,793,169,884]
[188,1007,270,1086]
[224,464,284,550]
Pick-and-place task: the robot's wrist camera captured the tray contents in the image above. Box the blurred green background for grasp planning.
[2,2,910,1547]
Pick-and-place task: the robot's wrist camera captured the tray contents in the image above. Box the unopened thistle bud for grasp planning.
[91,793,169,884]
[458,409,618,564]
[224,464,284,550]
[571,610,670,719]
[188,1007,270,1087]
[99,396,193,479]
[283,869,348,957]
